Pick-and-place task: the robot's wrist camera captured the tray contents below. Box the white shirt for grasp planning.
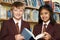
[41,20,50,33]
[42,20,50,28]
[13,18,21,31]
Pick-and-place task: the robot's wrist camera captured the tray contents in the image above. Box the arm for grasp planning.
[0,21,9,40]
[0,21,15,40]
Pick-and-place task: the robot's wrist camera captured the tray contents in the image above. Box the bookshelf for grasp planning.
[0,0,60,23]
[25,6,39,10]
[0,0,43,32]
[0,0,40,22]
[44,0,60,24]
[53,2,60,24]
[0,1,11,6]
[0,0,60,32]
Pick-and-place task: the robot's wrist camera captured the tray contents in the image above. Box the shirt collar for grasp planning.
[43,20,50,26]
[13,18,21,24]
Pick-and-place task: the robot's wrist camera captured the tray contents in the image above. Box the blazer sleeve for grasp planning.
[0,21,15,40]
[53,24,60,40]
[49,24,60,40]
[33,24,41,36]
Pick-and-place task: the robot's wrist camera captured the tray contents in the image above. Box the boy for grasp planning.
[0,1,30,40]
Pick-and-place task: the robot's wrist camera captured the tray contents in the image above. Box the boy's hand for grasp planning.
[15,34,24,40]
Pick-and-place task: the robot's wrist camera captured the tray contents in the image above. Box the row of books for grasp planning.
[43,1,60,13]
[0,4,38,22]
[53,2,60,13]
[1,0,24,3]
[24,0,45,8]
[23,9,39,22]
[52,2,60,24]
[53,12,60,23]
[6,9,39,22]
[0,4,11,19]
[7,9,60,23]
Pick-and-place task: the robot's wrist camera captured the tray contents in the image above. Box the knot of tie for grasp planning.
[16,23,18,26]
[44,24,47,27]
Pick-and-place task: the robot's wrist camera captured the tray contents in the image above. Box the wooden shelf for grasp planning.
[0,2,39,10]
[57,22,60,24]
[24,20,38,23]
[54,12,60,14]
[25,6,39,10]
[0,19,8,21]
[0,1,12,6]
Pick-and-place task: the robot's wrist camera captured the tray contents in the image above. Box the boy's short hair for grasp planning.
[11,1,25,10]
[12,1,25,7]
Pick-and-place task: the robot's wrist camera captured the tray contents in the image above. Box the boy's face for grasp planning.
[40,9,50,22]
[12,6,24,20]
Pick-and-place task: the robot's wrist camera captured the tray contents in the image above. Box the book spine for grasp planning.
[23,9,31,21]
[39,0,45,6]
[7,10,12,19]
[53,13,60,23]
[24,0,28,6]
[31,0,37,7]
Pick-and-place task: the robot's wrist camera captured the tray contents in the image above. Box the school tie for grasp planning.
[43,24,47,32]
[15,23,19,33]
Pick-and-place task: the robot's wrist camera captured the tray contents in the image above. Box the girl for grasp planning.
[33,4,60,40]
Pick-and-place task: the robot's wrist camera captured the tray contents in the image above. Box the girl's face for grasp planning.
[40,9,50,22]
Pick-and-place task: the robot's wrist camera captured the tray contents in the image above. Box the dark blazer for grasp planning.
[0,18,30,40]
[33,22,60,40]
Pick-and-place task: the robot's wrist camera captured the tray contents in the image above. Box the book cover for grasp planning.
[37,0,41,8]
[24,0,28,6]
[0,5,7,19]
[31,0,37,7]
[21,28,45,40]
[7,10,12,19]
[28,0,32,7]
[53,13,60,23]
[39,0,45,6]
[31,10,38,22]
[53,2,60,13]
[24,9,31,21]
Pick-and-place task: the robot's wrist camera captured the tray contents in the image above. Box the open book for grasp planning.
[21,28,45,40]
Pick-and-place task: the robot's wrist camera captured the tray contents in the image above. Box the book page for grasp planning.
[24,28,35,38]
[24,28,45,40]
[35,33,45,40]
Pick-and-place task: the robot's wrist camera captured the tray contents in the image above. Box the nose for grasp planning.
[42,14,46,17]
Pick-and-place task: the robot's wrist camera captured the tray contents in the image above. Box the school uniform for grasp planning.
[0,18,30,40]
[33,21,60,40]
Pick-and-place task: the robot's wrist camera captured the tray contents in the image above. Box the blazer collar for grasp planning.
[9,18,24,34]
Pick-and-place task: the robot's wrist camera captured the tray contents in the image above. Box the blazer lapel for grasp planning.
[20,20,24,33]
[46,23,54,35]
[47,23,52,31]
[10,18,18,34]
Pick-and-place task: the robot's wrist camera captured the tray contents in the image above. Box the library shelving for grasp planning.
[0,0,60,23]
[0,0,43,23]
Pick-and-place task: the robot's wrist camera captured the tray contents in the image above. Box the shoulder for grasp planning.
[54,23,60,27]
[1,19,13,31]
[3,18,13,24]
[34,23,42,30]
[34,23,41,28]
[22,20,30,29]
[53,23,60,31]
[22,20,30,25]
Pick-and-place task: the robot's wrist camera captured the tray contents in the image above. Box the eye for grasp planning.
[45,12,48,14]
[40,13,43,15]
[14,10,17,11]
